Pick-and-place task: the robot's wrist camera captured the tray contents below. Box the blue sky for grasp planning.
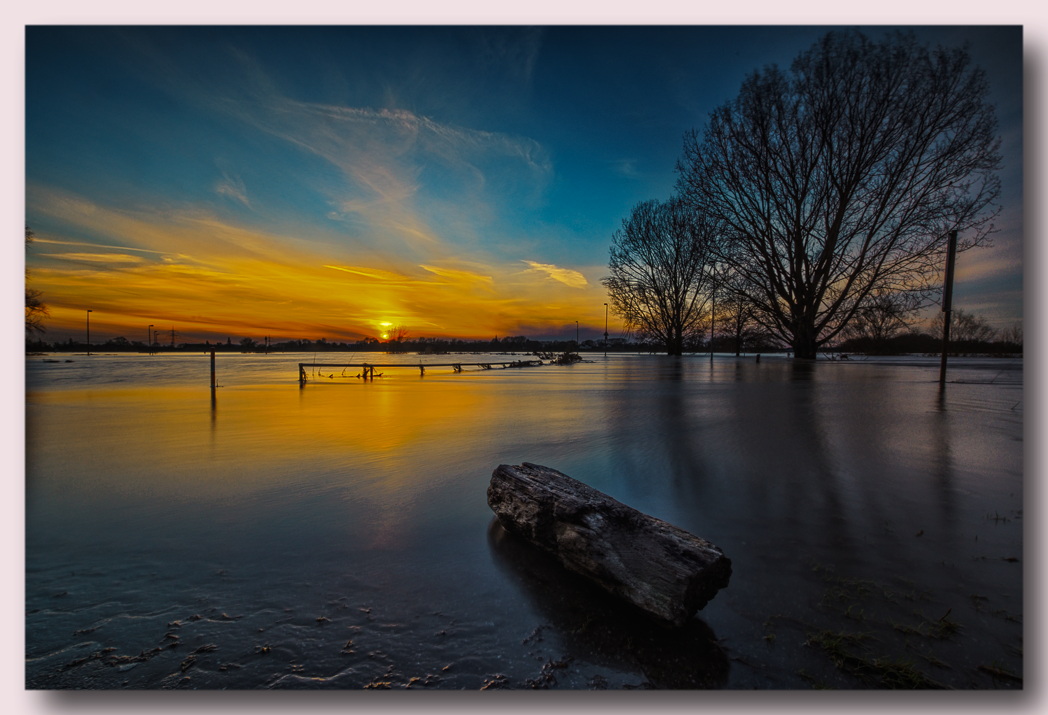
[23,24,1023,343]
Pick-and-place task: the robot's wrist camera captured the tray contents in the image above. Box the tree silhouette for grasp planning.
[931,308,997,345]
[25,226,48,336]
[841,289,922,352]
[998,322,1022,348]
[604,198,716,356]
[677,31,1001,359]
[715,270,768,356]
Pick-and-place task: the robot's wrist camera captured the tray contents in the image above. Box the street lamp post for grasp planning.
[575,320,579,350]
[86,309,92,355]
[603,303,609,357]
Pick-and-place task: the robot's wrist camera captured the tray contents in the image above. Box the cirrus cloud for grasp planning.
[521,260,589,289]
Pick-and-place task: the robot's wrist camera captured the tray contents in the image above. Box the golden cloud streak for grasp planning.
[27,188,615,343]
[41,252,148,264]
[521,260,589,289]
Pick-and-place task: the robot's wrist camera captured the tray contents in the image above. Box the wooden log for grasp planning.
[487,462,731,627]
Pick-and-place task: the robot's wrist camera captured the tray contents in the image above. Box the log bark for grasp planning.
[487,462,731,627]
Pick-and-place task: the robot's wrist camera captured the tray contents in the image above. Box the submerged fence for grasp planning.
[298,359,544,384]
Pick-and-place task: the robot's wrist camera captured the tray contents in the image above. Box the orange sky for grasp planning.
[27,186,618,344]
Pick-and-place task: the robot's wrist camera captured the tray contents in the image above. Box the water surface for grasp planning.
[25,352,1023,689]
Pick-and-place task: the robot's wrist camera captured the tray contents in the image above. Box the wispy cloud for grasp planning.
[420,264,495,287]
[521,260,589,289]
[214,65,553,254]
[324,265,420,283]
[215,171,250,206]
[32,237,174,257]
[609,158,642,179]
[41,252,148,265]
[956,252,1022,283]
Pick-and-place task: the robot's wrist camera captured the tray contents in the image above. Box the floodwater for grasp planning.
[24,352,1023,689]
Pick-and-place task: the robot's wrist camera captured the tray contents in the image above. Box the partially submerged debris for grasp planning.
[487,462,731,626]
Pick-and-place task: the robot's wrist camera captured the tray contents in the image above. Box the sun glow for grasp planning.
[26,189,621,344]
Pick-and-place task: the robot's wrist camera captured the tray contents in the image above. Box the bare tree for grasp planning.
[603,198,715,356]
[932,308,996,344]
[677,30,1002,359]
[25,226,49,336]
[998,322,1022,348]
[841,288,922,351]
[710,265,775,355]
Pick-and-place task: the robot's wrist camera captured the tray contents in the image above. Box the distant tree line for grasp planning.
[605,30,1005,359]
[26,324,1019,356]
[28,334,684,355]
[837,309,1020,356]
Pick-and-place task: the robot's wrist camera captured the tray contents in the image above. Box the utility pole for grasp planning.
[710,272,716,363]
[603,303,609,357]
[939,230,958,386]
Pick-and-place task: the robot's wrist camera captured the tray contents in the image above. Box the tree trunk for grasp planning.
[790,319,820,359]
[665,330,684,356]
[487,462,732,627]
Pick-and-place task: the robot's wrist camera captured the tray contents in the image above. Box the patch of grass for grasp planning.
[890,609,961,640]
[978,663,1022,684]
[844,604,865,622]
[804,630,947,689]
[868,657,948,689]
[795,668,830,689]
[917,652,951,670]
[804,629,872,658]
[798,562,1017,688]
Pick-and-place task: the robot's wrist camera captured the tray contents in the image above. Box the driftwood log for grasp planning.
[487,462,731,627]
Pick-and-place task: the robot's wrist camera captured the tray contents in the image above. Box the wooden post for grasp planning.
[210,350,216,397]
[419,364,425,376]
[939,230,958,386]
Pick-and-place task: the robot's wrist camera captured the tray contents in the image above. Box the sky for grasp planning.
[23,23,1023,345]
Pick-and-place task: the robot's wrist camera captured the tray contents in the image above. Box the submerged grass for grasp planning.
[782,562,1016,689]
[803,630,948,689]
[889,610,961,640]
